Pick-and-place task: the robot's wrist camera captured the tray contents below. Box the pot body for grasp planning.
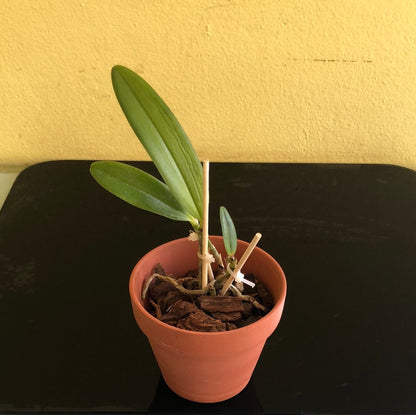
[129,236,286,403]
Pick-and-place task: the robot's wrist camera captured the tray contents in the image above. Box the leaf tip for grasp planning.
[89,161,99,177]
[111,64,124,75]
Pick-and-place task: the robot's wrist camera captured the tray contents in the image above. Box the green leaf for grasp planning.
[220,206,237,256]
[111,65,203,222]
[90,161,193,222]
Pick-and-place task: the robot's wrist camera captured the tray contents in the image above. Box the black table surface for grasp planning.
[0,161,415,415]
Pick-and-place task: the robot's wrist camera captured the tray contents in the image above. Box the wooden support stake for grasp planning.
[220,232,262,295]
[201,160,210,289]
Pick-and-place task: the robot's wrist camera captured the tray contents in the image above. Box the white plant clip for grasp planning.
[188,231,199,241]
[233,269,255,288]
[197,252,215,264]
[198,252,215,282]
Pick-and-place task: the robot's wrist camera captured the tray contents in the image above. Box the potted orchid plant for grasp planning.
[90,66,286,403]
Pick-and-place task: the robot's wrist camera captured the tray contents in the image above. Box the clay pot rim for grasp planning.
[129,236,287,337]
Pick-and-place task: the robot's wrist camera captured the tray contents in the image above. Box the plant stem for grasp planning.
[208,239,224,269]
[198,231,203,287]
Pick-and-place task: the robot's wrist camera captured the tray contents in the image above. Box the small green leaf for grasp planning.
[90,161,193,222]
[220,206,237,256]
[111,65,203,221]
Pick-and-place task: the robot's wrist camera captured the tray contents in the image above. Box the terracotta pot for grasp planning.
[129,236,286,403]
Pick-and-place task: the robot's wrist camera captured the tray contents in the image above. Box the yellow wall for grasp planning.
[2,0,416,169]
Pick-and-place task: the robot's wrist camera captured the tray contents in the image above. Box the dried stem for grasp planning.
[229,285,267,312]
[144,273,265,312]
[149,300,162,319]
[143,273,211,301]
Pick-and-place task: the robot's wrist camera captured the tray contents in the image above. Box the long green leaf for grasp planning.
[220,206,237,256]
[111,65,203,222]
[90,161,192,222]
